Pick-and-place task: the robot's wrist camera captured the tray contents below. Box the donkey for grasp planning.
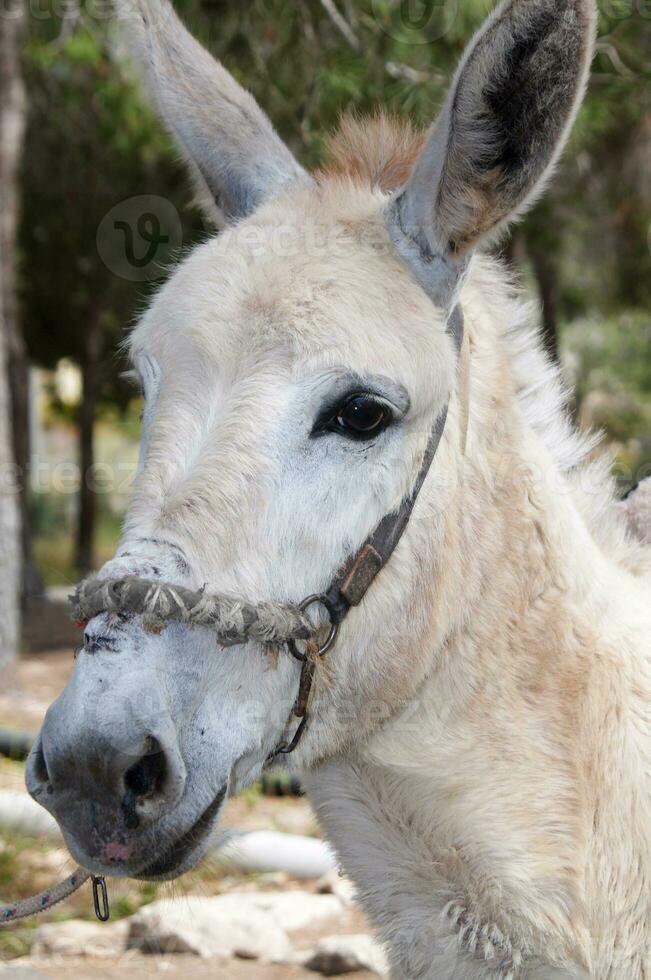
[27,0,651,977]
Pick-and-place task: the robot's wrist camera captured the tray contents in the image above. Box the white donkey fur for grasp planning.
[36,0,651,977]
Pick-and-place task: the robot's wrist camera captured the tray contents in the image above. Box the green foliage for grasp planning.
[20,8,197,411]
[0,831,57,935]
[34,507,124,586]
[533,0,651,315]
[572,312,651,400]
[239,783,263,808]
[0,921,35,962]
[112,881,159,920]
[564,311,651,487]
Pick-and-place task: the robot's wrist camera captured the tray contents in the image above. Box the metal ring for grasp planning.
[287,594,339,662]
[91,876,110,922]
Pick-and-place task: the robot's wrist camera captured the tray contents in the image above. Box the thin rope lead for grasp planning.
[71,576,315,645]
[0,868,90,924]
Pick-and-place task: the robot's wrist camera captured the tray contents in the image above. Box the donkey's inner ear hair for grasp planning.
[388,0,597,305]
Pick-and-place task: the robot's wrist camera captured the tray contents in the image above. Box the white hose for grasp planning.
[217,830,335,878]
[0,790,60,838]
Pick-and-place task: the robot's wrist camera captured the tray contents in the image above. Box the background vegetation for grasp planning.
[12,0,651,589]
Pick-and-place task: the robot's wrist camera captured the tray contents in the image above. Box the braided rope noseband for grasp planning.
[71,576,315,646]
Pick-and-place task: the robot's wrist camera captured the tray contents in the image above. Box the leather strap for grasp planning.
[324,404,449,622]
[323,304,463,625]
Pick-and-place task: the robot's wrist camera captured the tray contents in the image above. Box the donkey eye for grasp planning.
[314,393,395,441]
[338,395,391,434]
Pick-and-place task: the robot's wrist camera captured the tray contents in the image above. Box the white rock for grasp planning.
[244,890,344,932]
[128,894,298,960]
[304,934,389,977]
[32,918,129,958]
[127,891,343,959]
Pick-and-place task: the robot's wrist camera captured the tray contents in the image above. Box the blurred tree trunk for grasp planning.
[527,238,560,362]
[502,227,528,271]
[0,0,24,672]
[521,196,561,361]
[75,320,101,574]
[8,338,43,600]
[508,202,561,362]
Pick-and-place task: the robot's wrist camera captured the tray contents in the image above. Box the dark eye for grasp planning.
[338,394,391,434]
[314,393,394,441]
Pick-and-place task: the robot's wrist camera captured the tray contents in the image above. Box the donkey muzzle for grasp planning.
[25,641,192,875]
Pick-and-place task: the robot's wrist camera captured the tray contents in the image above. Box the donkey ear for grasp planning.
[116,0,310,224]
[388,0,597,304]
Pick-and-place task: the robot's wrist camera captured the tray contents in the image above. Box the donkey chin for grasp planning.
[35,775,228,883]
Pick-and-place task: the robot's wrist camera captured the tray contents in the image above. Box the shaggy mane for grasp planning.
[468,259,651,573]
[321,113,426,192]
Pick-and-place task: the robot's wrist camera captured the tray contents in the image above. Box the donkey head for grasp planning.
[28,0,596,880]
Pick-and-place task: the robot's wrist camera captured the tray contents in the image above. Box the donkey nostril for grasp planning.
[33,744,50,787]
[26,736,54,800]
[123,737,168,800]
[120,733,186,828]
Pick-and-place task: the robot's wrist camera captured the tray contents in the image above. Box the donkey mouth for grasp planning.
[135,783,227,880]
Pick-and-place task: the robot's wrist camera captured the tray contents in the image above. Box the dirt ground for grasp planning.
[14,955,373,979]
[0,651,376,979]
